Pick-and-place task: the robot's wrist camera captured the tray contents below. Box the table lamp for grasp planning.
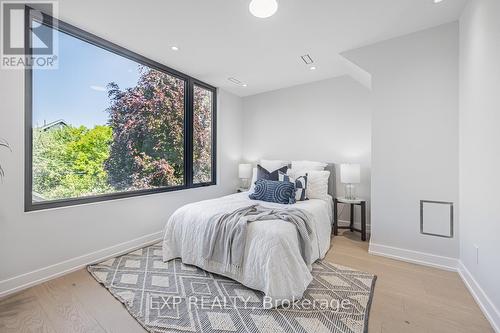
[238,163,253,189]
[340,164,360,200]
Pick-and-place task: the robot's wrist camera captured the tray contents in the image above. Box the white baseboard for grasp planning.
[457,262,500,333]
[368,242,458,271]
[0,231,163,299]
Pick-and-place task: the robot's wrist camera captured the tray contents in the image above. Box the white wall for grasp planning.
[0,50,243,294]
[242,76,371,227]
[459,0,500,328]
[343,23,460,261]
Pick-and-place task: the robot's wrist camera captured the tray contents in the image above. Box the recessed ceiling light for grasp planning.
[310,66,317,70]
[171,46,179,51]
[242,84,248,87]
[249,0,278,18]
[433,0,444,3]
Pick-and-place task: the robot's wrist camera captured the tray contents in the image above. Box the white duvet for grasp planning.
[162,192,333,301]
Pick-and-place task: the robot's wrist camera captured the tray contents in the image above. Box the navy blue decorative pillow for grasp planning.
[278,171,308,201]
[256,164,288,182]
[249,179,296,204]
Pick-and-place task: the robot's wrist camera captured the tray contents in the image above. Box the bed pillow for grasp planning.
[279,171,308,201]
[249,179,296,204]
[291,160,327,171]
[305,170,330,199]
[256,164,288,182]
[249,165,288,193]
[289,169,330,199]
[260,160,289,172]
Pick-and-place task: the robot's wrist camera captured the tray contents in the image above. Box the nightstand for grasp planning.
[333,197,367,241]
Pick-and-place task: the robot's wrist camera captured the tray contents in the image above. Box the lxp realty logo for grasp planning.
[1,1,58,69]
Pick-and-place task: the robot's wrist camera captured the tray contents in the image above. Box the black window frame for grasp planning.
[24,7,217,212]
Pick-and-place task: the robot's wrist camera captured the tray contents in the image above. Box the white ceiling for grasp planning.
[59,0,467,97]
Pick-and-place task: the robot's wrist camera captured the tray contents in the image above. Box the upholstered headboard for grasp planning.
[325,163,337,199]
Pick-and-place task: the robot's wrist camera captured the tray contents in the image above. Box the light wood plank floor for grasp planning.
[0,231,493,333]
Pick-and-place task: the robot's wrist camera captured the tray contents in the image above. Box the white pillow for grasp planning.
[289,169,330,199]
[306,170,330,199]
[291,160,327,171]
[260,160,289,172]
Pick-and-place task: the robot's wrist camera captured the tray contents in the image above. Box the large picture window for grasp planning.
[25,10,216,211]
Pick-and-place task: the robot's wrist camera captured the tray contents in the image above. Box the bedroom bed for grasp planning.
[162,163,336,303]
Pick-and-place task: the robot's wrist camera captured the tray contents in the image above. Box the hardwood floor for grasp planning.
[0,231,493,333]
[326,231,493,333]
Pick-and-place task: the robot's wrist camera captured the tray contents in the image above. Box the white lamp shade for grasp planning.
[340,164,360,184]
[238,164,253,179]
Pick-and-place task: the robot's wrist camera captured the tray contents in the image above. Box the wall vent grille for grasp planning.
[420,200,454,238]
[301,54,314,65]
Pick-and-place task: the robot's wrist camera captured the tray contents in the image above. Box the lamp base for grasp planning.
[344,184,357,200]
[240,178,250,190]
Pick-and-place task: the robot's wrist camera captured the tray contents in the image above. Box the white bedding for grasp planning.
[162,192,332,301]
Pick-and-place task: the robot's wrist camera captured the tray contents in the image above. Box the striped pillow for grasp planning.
[279,171,308,201]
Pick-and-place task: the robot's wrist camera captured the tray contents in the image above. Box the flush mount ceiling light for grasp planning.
[171,46,179,51]
[433,0,444,3]
[310,66,317,70]
[249,0,278,18]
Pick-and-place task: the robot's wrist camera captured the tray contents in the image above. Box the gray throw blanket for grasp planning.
[203,204,313,276]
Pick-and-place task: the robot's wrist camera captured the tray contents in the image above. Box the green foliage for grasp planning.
[32,66,214,200]
[33,125,113,199]
[105,67,186,189]
[193,86,213,184]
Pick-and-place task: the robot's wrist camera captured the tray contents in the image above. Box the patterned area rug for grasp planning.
[88,243,376,333]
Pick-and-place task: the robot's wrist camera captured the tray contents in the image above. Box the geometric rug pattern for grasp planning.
[88,243,376,333]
